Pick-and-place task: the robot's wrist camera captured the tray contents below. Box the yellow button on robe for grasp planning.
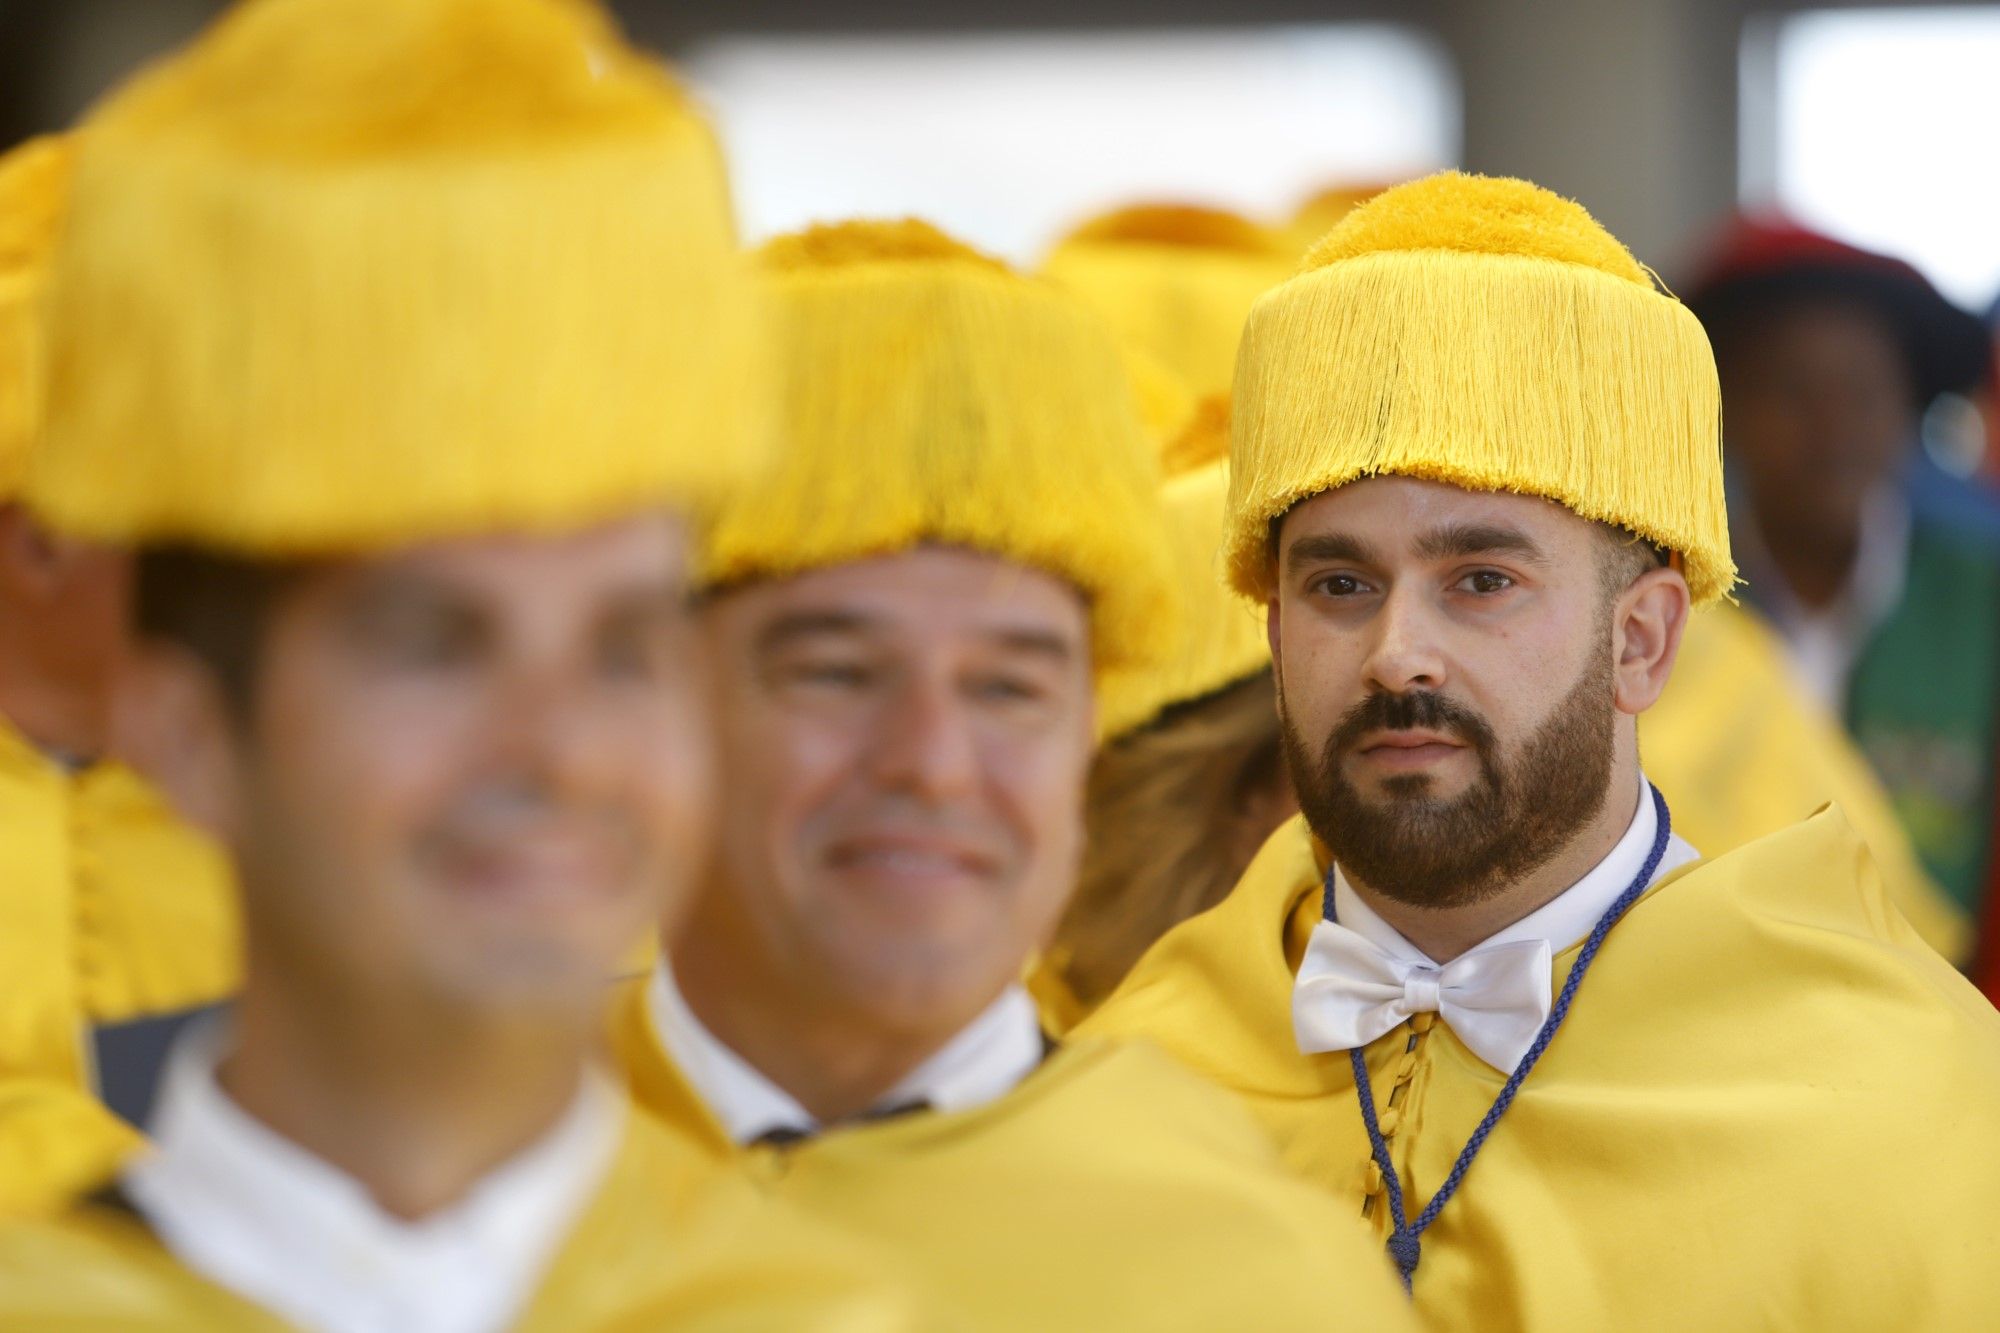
[0,716,239,1215]
[611,986,1416,1333]
[1082,806,2000,1332]
[0,1108,929,1331]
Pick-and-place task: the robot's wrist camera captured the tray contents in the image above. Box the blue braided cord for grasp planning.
[1328,784,1673,1286]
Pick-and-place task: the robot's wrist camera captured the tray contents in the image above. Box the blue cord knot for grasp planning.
[1387,1229,1421,1285]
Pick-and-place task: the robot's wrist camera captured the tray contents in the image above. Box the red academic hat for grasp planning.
[1683,214,1990,407]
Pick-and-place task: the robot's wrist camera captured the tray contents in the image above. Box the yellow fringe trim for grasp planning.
[1229,174,1735,607]
[26,0,759,552]
[706,219,1177,687]
[1100,450,1270,738]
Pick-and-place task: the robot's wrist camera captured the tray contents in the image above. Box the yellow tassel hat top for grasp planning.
[24,0,756,553]
[1099,394,1272,739]
[704,218,1177,683]
[0,136,70,499]
[1226,171,1735,605]
[1040,203,1297,400]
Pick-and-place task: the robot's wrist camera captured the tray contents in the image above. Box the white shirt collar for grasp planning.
[123,1018,622,1333]
[1331,775,1702,968]
[649,961,1045,1145]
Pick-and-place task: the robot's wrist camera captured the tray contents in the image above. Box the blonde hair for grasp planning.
[1052,670,1287,1011]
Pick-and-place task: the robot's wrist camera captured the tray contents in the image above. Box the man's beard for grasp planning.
[1281,645,1617,912]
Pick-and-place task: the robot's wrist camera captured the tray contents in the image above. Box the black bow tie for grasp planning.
[750,1097,934,1149]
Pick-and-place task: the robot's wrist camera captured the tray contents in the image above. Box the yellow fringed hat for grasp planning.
[25,0,756,553]
[1226,171,1735,605]
[1039,204,1296,399]
[1099,395,1272,739]
[704,218,1176,683]
[0,135,70,499]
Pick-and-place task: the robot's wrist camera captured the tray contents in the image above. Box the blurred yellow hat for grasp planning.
[1120,343,1199,453]
[1039,203,1295,399]
[1282,180,1388,255]
[1227,171,1734,604]
[704,218,1176,685]
[26,0,756,553]
[1099,395,1271,738]
[0,135,70,500]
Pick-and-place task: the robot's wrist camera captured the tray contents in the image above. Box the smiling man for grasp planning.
[612,219,1416,1331]
[1083,172,2000,1331]
[0,1,920,1328]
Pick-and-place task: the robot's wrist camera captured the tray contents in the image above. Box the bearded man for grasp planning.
[1082,172,2000,1332]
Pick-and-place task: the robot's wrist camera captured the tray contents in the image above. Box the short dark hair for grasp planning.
[134,547,308,718]
[1595,524,1670,604]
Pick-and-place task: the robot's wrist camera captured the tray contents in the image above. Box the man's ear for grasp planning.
[112,639,246,843]
[1610,567,1691,717]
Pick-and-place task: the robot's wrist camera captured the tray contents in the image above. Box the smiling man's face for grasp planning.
[1269,476,1635,909]
[124,514,716,1022]
[691,546,1097,1040]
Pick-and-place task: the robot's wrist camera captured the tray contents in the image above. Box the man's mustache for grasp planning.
[1327,689,1498,759]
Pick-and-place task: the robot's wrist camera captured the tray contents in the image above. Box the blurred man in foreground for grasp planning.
[0,1,923,1327]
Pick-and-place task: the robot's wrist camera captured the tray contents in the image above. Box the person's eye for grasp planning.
[375,618,480,670]
[1311,572,1370,597]
[1457,569,1515,595]
[971,673,1048,706]
[790,659,875,691]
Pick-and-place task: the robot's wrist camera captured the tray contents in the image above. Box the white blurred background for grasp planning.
[1,0,1993,302]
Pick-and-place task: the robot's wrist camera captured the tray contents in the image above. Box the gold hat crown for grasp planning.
[1226,171,1733,604]
[704,218,1177,690]
[27,0,757,553]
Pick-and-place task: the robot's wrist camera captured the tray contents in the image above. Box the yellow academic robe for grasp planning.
[610,985,1417,1333]
[0,1108,928,1331]
[1643,601,1968,961]
[0,717,239,1215]
[1082,806,2000,1332]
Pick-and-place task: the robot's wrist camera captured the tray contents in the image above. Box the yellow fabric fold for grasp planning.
[612,987,1416,1332]
[1084,806,2000,1330]
[0,717,238,1217]
[0,1110,930,1329]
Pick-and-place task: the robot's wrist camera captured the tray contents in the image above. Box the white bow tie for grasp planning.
[1292,920,1554,1075]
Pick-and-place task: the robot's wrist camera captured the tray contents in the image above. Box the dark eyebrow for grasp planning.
[985,627,1079,665]
[1412,523,1549,565]
[753,610,876,655]
[1285,532,1382,572]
